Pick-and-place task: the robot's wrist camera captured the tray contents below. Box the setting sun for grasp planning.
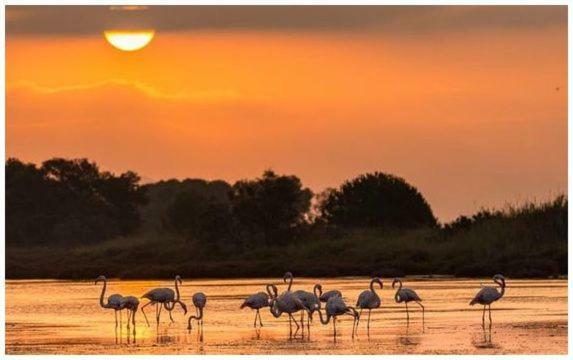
[103,30,155,51]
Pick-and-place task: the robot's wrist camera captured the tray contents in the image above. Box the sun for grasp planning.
[104,30,155,52]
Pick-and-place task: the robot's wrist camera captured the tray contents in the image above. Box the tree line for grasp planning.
[6,157,566,279]
[6,157,437,250]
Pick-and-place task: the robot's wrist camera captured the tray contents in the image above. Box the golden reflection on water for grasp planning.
[5,278,567,354]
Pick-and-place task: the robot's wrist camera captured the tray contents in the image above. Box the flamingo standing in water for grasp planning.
[121,296,140,331]
[240,284,276,328]
[316,295,359,338]
[293,284,322,333]
[392,278,424,325]
[141,275,187,326]
[356,277,383,332]
[470,274,506,328]
[269,273,310,337]
[187,292,207,331]
[95,275,124,328]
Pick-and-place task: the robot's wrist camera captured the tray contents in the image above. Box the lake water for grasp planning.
[5,277,567,354]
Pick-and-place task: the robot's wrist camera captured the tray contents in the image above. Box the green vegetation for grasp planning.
[5,158,567,279]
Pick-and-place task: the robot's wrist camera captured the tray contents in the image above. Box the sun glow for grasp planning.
[104,30,155,51]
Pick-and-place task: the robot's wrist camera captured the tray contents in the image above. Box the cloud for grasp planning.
[7,80,241,102]
[6,5,566,36]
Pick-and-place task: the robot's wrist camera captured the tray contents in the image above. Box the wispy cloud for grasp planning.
[8,79,241,102]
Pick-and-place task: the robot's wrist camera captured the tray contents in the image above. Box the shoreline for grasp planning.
[5,275,568,282]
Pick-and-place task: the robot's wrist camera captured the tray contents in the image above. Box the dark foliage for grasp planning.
[5,158,567,279]
[6,158,147,246]
[164,179,236,253]
[230,170,313,246]
[318,172,437,229]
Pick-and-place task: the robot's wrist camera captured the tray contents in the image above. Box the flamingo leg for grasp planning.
[345,309,358,338]
[258,309,264,327]
[488,304,492,328]
[126,310,131,330]
[156,302,164,326]
[132,311,137,342]
[482,305,486,329]
[300,312,304,336]
[352,314,357,339]
[114,310,118,328]
[154,303,158,326]
[405,302,409,324]
[333,316,337,337]
[140,301,153,327]
[357,308,363,328]
[253,310,258,328]
[120,309,123,328]
[169,308,175,323]
[367,309,371,331]
[290,313,301,336]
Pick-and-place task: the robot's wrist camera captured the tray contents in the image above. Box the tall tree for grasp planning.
[6,158,147,246]
[318,172,437,229]
[164,179,235,252]
[231,170,312,246]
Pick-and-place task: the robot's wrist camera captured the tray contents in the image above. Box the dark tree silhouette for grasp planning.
[164,179,235,252]
[231,170,312,246]
[6,158,58,246]
[318,172,437,229]
[6,158,147,246]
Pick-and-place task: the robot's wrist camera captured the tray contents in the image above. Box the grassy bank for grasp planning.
[6,197,566,279]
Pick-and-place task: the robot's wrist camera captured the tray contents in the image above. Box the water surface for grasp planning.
[5,277,567,354]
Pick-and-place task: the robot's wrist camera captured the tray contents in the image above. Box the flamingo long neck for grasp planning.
[174,278,181,301]
[286,276,293,292]
[394,280,403,302]
[495,279,506,297]
[98,279,107,308]
[266,284,276,299]
[187,307,203,329]
[190,306,204,320]
[314,284,322,299]
[317,309,331,325]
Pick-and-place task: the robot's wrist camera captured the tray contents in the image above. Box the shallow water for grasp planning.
[5,277,567,354]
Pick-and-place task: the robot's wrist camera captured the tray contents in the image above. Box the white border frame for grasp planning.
[1,1,570,358]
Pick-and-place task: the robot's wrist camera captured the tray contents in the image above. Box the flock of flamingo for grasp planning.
[95,272,506,339]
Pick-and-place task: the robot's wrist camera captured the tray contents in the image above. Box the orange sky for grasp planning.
[6,6,567,221]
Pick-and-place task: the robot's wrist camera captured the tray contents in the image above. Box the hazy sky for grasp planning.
[6,6,567,221]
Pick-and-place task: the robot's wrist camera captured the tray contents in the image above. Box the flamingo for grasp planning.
[293,284,322,333]
[141,275,187,326]
[269,273,310,337]
[187,292,207,331]
[316,295,359,338]
[392,278,424,325]
[120,296,140,331]
[95,275,124,328]
[356,277,383,331]
[470,274,506,328]
[319,289,342,302]
[240,284,276,328]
